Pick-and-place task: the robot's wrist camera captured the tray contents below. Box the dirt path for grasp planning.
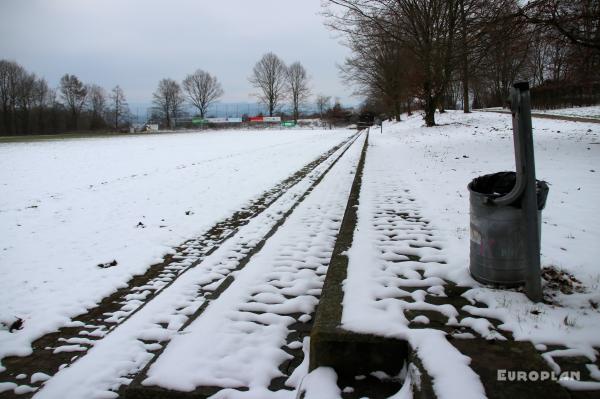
[477,109,600,124]
[0,133,361,398]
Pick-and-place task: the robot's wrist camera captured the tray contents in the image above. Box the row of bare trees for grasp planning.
[151,54,312,128]
[2,57,313,133]
[249,52,311,121]
[151,70,224,128]
[325,0,600,126]
[0,60,130,135]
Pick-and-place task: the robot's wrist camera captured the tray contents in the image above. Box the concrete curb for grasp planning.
[309,131,409,379]
[477,109,600,124]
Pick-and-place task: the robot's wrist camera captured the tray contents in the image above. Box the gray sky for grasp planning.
[0,0,354,106]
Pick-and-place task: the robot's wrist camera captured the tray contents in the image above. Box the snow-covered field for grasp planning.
[1,111,599,398]
[27,134,364,398]
[0,129,353,362]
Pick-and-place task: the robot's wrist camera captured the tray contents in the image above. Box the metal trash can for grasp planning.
[468,171,549,286]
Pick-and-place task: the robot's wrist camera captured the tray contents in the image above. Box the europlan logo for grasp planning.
[497,369,581,382]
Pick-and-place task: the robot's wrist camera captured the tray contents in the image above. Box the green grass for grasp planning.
[0,130,172,144]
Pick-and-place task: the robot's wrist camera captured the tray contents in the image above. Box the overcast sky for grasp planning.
[0,0,354,106]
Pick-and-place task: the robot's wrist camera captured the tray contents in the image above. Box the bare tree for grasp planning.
[60,74,87,130]
[17,71,37,133]
[152,78,185,128]
[455,0,500,113]
[475,1,532,106]
[339,23,413,120]
[0,60,27,134]
[459,0,470,112]
[2,61,57,134]
[519,0,600,50]
[316,95,332,119]
[87,84,107,130]
[249,52,287,116]
[325,0,461,126]
[109,85,129,130]
[183,69,223,118]
[286,62,311,122]
[32,78,51,132]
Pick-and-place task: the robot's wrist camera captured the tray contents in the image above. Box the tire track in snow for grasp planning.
[0,133,360,398]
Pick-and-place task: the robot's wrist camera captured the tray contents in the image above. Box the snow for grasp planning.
[30,372,51,384]
[2,109,599,397]
[341,110,600,394]
[27,132,363,398]
[341,121,488,398]
[392,111,600,361]
[140,132,366,395]
[410,330,486,399]
[382,112,598,284]
[301,367,341,399]
[0,129,352,366]
[387,372,413,399]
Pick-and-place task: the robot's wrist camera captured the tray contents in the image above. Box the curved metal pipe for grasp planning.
[491,86,526,206]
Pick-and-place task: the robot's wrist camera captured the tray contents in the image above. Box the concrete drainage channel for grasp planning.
[308,133,410,397]
[308,133,411,398]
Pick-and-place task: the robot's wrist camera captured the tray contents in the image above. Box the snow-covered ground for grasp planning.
[374,111,599,286]
[340,111,600,395]
[24,134,364,399]
[2,110,599,398]
[0,129,353,364]
[139,133,366,397]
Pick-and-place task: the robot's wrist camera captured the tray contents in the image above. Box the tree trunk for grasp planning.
[70,110,78,131]
[395,101,401,121]
[460,0,470,113]
[424,92,436,127]
[2,103,10,134]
